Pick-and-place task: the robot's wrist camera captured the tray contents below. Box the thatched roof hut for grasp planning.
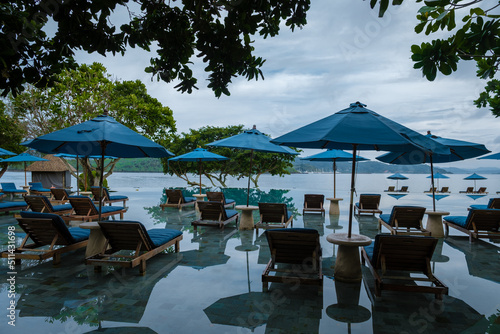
[26,154,75,188]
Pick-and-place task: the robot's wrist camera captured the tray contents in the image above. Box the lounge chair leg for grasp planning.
[140,260,146,275]
[53,254,61,266]
[94,266,102,273]
[263,282,268,292]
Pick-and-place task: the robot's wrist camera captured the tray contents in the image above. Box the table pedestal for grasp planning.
[327,233,372,283]
[235,205,259,230]
[425,210,449,237]
[80,222,107,257]
[326,198,343,215]
[21,185,31,195]
[193,194,207,212]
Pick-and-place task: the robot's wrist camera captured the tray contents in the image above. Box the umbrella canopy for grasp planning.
[377,131,489,211]
[478,152,500,160]
[23,112,173,219]
[169,148,229,195]
[272,101,450,238]
[0,147,16,156]
[387,172,409,190]
[464,173,487,191]
[206,125,298,206]
[301,149,368,197]
[1,152,49,186]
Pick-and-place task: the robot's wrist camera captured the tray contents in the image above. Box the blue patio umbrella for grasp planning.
[386,173,409,190]
[478,152,500,160]
[271,101,450,238]
[0,147,16,156]
[301,149,368,198]
[427,172,450,189]
[1,153,49,186]
[206,125,298,206]
[377,131,489,211]
[169,148,229,195]
[464,173,487,192]
[23,112,174,220]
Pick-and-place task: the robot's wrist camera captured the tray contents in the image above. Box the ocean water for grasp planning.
[0,171,499,333]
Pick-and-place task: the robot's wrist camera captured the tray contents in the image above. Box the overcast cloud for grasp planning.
[75,1,499,168]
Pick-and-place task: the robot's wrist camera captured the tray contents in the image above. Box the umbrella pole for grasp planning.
[24,161,27,186]
[199,160,202,195]
[76,154,79,195]
[333,160,336,198]
[430,155,436,212]
[98,143,107,222]
[348,145,357,238]
[247,149,254,207]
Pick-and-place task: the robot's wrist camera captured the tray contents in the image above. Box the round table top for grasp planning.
[326,198,343,201]
[235,205,259,211]
[193,194,207,199]
[79,222,100,229]
[425,210,450,216]
[326,233,372,246]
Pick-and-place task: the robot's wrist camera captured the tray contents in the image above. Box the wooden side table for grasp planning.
[327,233,372,282]
[235,205,259,230]
[193,194,207,212]
[425,210,450,237]
[326,197,343,215]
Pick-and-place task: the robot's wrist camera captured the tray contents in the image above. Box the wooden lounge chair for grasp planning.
[361,234,448,299]
[262,228,323,294]
[206,191,236,208]
[24,195,73,216]
[475,187,488,194]
[470,197,500,210]
[459,187,474,193]
[85,220,183,274]
[191,201,239,230]
[0,200,28,214]
[439,187,450,193]
[424,187,437,193]
[29,182,51,195]
[443,209,500,242]
[384,186,395,192]
[66,196,127,222]
[90,186,129,206]
[0,211,90,265]
[303,194,325,216]
[160,189,196,210]
[50,188,72,204]
[0,182,27,198]
[255,202,293,233]
[398,186,409,193]
[378,206,430,236]
[354,194,382,216]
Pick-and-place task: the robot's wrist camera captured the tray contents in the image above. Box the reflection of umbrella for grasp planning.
[463,173,487,192]
[386,173,408,190]
[388,193,408,200]
[235,230,259,293]
[1,153,49,186]
[272,102,449,238]
[207,125,298,206]
[0,147,16,156]
[301,149,368,198]
[377,131,489,211]
[168,148,228,195]
[23,112,173,220]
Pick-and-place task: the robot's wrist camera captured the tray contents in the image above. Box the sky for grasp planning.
[75,1,499,169]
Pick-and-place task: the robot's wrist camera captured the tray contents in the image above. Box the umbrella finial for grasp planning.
[350,101,367,108]
[252,125,256,129]
[427,130,431,135]
[103,109,109,116]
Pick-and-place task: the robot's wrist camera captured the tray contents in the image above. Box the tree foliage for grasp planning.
[0,101,25,178]
[1,0,311,98]
[163,125,298,188]
[371,0,500,115]
[5,62,176,185]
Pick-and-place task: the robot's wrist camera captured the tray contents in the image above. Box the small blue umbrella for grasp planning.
[301,149,368,198]
[0,148,16,156]
[463,173,487,192]
[1,153,49,186]
[426,172,449,193]
[271,101,450,238]
[23,112,174,220]
[207,125,298,206]
[386,173,409,190]
[169,148,229,195]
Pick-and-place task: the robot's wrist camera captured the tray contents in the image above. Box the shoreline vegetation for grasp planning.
[6,157,500,174]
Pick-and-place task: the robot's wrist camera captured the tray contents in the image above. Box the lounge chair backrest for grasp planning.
[441,187,448,192]
[197,201,228,221]
[371,234,437,274]
[50,188,70,201]
[19,211,75,245]
[464,209,500,230]
[1,183,17,191]
[98,221,154,251]
[387,206,426,229]
[387,186,395,191]
[165,189,186,204]
[68,196,98,215]
[465,187,473,192]
[29,182,46,190]
[206,191,225,203]
[304,194,324,209]
[259,203,288,224]
[487,198,500,209]
[359,194,381,209]
[265,228,320,265]
[399,186,408,192]
[477,187,487,193]
[91,186,106,201]
[24,195,53,213]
